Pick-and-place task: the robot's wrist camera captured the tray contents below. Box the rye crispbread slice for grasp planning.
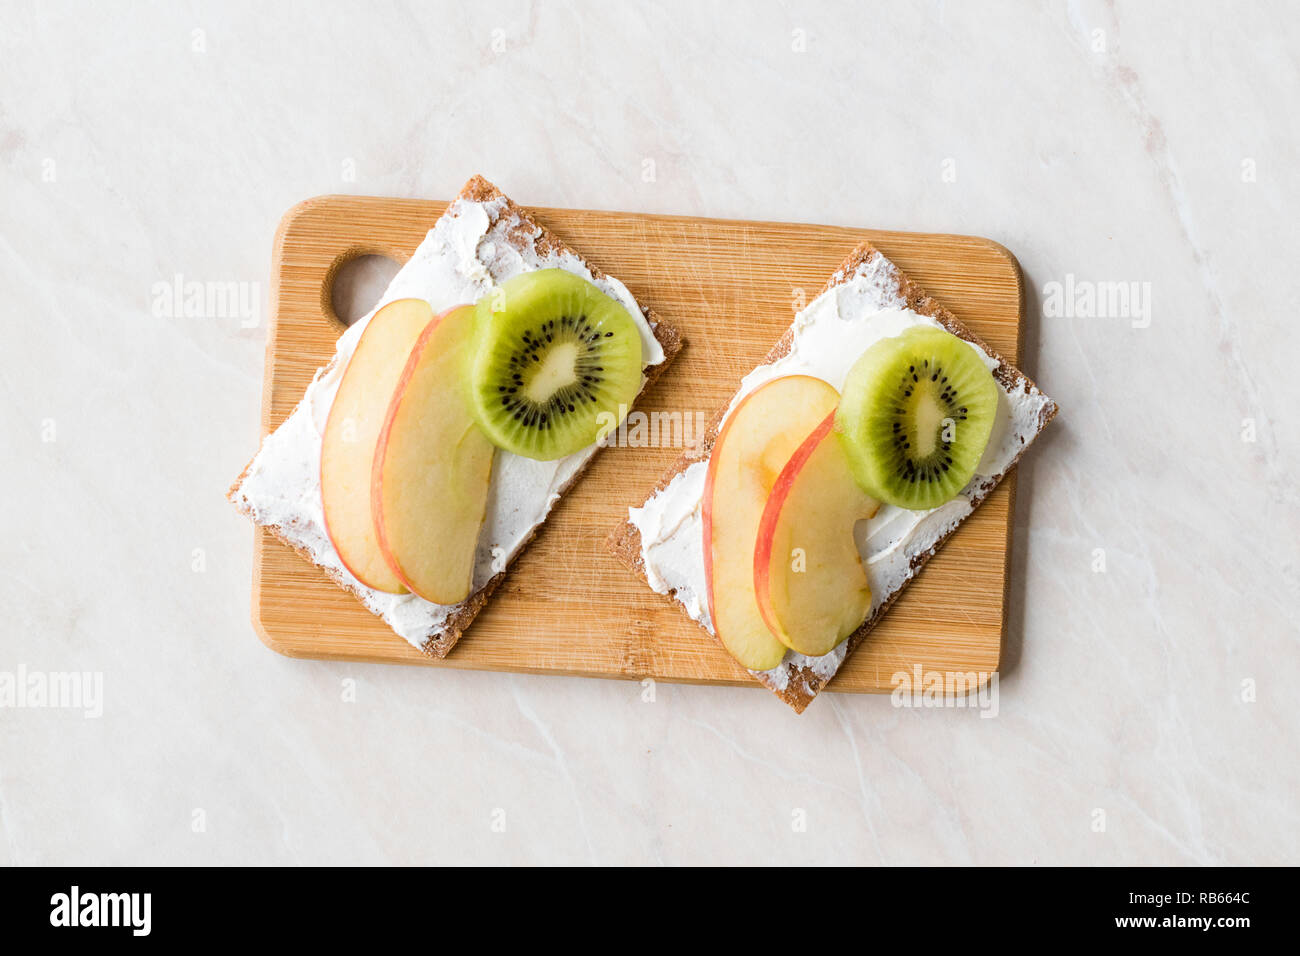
[230,175,682,658]
[607,241,1057,712]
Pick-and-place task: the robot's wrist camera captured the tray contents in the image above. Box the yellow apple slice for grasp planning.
[372,305,495,605]
[754,412,880,657]
[321,298,436,593]
[702,376,840,670]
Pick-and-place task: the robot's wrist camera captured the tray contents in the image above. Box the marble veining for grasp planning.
[0,0,1296,865]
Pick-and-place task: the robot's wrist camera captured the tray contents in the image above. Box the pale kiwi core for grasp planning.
[524,341,581,402]
[908,389,946,459]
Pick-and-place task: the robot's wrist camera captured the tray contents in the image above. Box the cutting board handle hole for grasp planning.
[327,252,402,328]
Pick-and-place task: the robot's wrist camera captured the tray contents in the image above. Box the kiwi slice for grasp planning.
[470,269,643,460]
[834,325,998,510]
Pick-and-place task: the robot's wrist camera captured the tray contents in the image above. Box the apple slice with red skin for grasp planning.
[753,412,880,657]
[372,304,495,605]
[703,375,841,670]
[321,298,438,593]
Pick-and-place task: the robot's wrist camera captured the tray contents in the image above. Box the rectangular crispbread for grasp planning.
[607,241,1056,712]
[230,176,682,658]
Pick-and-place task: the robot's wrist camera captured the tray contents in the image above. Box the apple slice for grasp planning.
[702,376,840,670]
[754,412,880,657]
[372,305,495,605]
[321,298,438,593]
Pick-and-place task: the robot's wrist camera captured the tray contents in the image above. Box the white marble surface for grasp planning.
[1,0,1297,865]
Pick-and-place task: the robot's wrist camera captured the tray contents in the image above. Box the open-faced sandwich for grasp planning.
[609,242,1056,712]
[230,176,681,657]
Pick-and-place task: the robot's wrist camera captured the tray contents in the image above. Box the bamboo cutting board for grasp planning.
[249,195,1024,694]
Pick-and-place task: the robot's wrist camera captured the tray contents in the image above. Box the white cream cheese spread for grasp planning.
[232,196,665,649]
[627,251,1053,693]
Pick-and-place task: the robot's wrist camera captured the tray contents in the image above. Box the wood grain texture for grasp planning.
[248,195,1023,694]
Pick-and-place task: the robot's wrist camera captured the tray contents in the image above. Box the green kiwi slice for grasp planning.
[834,325,999,510]
[470,269,643,460]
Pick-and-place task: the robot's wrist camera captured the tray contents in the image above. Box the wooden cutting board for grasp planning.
[249,195,1023,694]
